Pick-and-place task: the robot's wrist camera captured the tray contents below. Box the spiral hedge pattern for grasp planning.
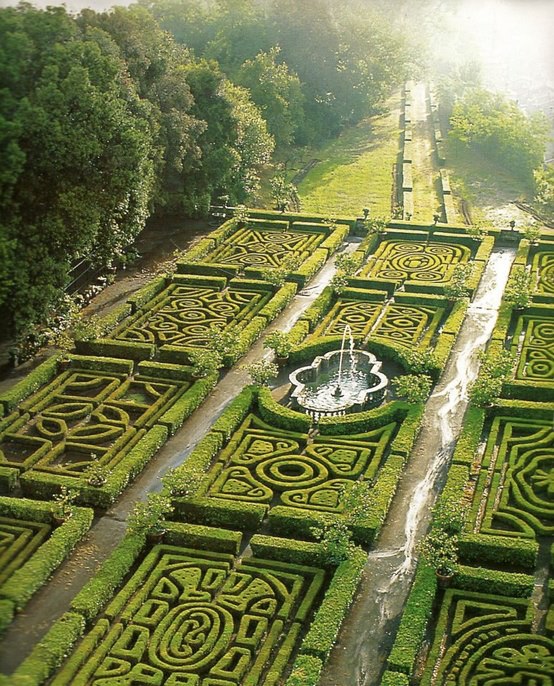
[115,284,271,349]
[0,368,188,479]
[57,545,325,685]
[207,227,325,268]
[511,313,554,383]
[361,240,470,284]
[206,415,397,513]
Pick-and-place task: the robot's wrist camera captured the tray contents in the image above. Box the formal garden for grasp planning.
[0,203,551,686]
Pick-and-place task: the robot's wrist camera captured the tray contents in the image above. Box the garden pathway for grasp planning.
[410,83,443,223]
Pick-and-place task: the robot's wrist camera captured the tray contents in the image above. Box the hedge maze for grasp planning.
[420,590,552,686]
[360,238,470,285]
[383,234,554,686]
[206,225,326,269]
[53,542,327,685]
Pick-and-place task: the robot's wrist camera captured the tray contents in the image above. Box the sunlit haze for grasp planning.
[1,0,552,121]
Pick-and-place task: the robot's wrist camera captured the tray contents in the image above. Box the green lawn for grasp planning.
[446,138,534,226]
[297,94,400,217]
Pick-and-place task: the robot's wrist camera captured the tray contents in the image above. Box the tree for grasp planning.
[0,5,156,335]
[449,88,549,184]
[534,165,554,222]
[236,47,304,147]
[504,267,533,309]
[392,374,432,403]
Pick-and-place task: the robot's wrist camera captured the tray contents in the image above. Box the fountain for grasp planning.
[289,325,388,417]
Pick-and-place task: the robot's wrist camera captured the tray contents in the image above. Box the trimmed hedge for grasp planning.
[163,522,242,555]
[127,275,168,312]
[158,373,218,435]
[0,506,94,612]
[318,400,411,436]
[74,338,155,361]
[70,534,145,623]
[0,355,60,412]
[300,548,367,662]
[257,386,312,433]
[210,385,255,440]
[381,671,410,686]
[64,354,134,375]
[454,565,535,597]
[10,612,85,685]
[291,248,329,287]
[459,533,538,572]
[285,655,322,686]
[387,563,436,675]
[250,534,329,568]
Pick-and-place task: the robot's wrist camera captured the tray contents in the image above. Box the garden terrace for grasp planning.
[0,356,216,508]
[11,524,366,686]
[358,228,493,295]
[79,274,297,366]
[169,386,423,546]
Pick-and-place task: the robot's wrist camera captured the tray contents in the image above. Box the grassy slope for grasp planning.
[297,93,400,217]
[446,138,536,227]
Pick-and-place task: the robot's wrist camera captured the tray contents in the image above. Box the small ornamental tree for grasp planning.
[263,331,293,359]
[419,528,459,576]
[188,348,223,377]
[242,360,279,386]
[128,493,174,537]
[444,263,473,300]
[403,349,438,374]
[504,267,533,309]
[393,374,432,403]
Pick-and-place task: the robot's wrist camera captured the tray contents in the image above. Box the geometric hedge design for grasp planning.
[468,416,554,539]
[113,284,272,349]
[313,299,445,348]
[531,248,554,295]
[54,545,325,685]
[511,313,554,383]
[207,227,326,268]
[0,516,51,586]
[206,415,397,513]
[0,369,188,478]
[361,240,471,284]
[421,589,552,686]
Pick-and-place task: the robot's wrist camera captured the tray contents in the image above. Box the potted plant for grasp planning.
[263,331,293,364]
[242,360,279,386]
[419,527,459,586]
[128,493,174,542]
[52,485,77,524]
[188,348,223,378]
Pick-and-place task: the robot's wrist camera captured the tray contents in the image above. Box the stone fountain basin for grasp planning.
[289,349,388,416]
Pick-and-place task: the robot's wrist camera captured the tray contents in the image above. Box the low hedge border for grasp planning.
[284,654,322,686]
[459,533,538,572]
[0,355,61,413]
[74,338,155,362]
[0,505,93,615]
[157,372,218,435]
[250,534,329,568]
[386,563,436,675]
[64,354,134,375]
[300,548,367,662]
[163,522,242,555]
[290,248,329,287]
[126,275,168,313]
[257,386,312,433]
[454,564,535,597]
[210,385,255,441]
[8,612,85,686]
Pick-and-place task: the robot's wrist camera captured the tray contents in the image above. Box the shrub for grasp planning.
[242,360,279,385]
[393,374,432,403]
